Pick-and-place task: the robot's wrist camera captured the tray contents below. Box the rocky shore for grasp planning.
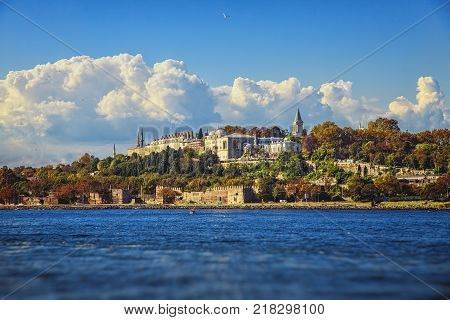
[0,201,448,211]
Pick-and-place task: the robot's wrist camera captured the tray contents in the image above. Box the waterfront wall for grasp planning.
[155,185,255,204]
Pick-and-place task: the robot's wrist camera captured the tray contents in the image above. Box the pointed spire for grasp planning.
[294,108,302,123]
[292,108,303,137]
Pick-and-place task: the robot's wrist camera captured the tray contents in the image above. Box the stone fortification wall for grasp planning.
[155,185,255,204]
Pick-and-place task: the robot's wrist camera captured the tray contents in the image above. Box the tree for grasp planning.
[360,184,378,202]
[367,118,400,132]
[386,153,401,167]
[180,154,194,175]
[284,153,309,177]
[413,143,434,169]
[420,173,449,201]
[168,150,181,175]
[97,160,109,172]
[434,173,450,200]
[0,166,21,187]
[302,134,318,157]
[257,177,276,202]
[0,187,18,204]
[310,122,341,145]
[26,177,50,197]
[335,170,352,184]
[374,174,400,197]
[223,125,248,135]
[185,178,211,192]
[159,188,180,204]
[272,184,286,201]
[346,175,377,202]
[53,184,77,204]
[197,128,204,139]
[270,126,285,138]
[286,179,320,202]
[311,146,335,161]
[75,176,101,195]
[433,146,449,174]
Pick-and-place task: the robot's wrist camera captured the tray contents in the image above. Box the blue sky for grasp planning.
[1,0,449,104]
[0,0,449,166]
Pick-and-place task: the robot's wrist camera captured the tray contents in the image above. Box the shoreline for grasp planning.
[1,201,449,211]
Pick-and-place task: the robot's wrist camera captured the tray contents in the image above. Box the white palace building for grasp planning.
[128,109,304,162]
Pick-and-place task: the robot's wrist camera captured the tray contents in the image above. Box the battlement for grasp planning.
[154,184,256,204]
[156,185,251,193]
[209,185,252,191]
[156,186,182,193]
[153,131,195,142]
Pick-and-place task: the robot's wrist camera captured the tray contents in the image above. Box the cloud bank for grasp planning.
[0,53,447,166]
[387,76,448,132]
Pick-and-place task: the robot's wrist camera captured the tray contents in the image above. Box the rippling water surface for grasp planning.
[0,209,449,299]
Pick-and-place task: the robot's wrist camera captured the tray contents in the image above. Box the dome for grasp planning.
[214,129,226,137]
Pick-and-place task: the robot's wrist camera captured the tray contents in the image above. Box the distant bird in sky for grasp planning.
[222,13,230,19]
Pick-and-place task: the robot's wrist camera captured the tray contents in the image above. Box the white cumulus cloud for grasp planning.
[388,76,448,131]
[0,53,447,166]
[214,77,310,125]
[0,54,220,166]
[319,80,382,126]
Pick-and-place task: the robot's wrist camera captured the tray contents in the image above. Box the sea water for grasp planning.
[0,209,448,299]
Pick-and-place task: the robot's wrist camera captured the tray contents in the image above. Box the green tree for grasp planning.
[197,128,204,139]
[272,183,286,201]
[346,175,377,201]
[420,173,449,201]
[257,177,276,202]
[97,160,109,172]
[374,174,400,197]
[367,118,400,132]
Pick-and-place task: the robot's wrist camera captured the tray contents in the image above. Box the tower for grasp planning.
[292,108,303,137]
[113,144,116,157]
[136,128,144,147]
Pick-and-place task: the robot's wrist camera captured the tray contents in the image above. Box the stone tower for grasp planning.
[136,127,144,147]
[292,108,303,137]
